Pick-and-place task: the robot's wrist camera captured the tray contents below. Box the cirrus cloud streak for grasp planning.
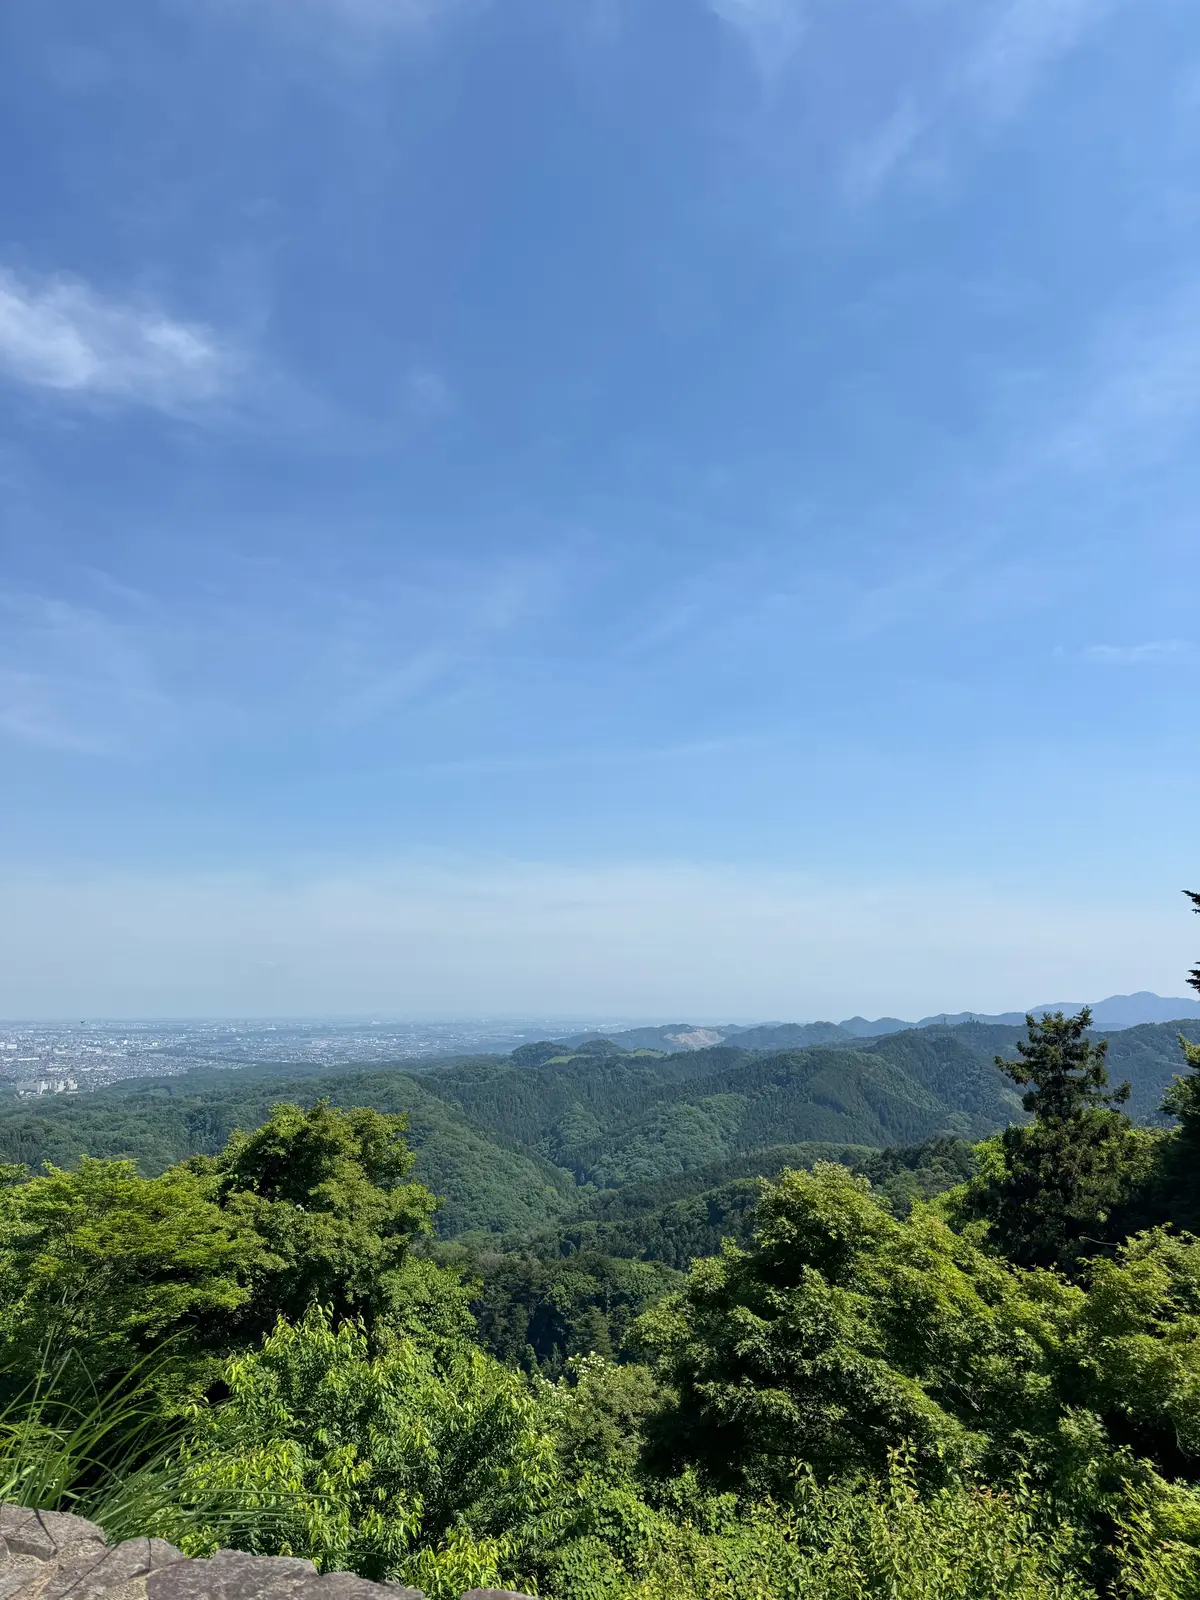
[0,267,234,413]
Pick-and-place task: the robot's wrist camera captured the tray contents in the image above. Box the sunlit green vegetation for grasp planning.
[2,900,1200,1596]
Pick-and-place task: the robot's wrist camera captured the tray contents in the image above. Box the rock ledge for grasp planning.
[0,1507,536,1600]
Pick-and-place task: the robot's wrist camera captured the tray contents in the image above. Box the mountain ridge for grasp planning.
[554,992,1200,1052]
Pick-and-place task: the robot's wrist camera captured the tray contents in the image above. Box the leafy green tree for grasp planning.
[1070,1227,1200,1475]
[208,1100,455,1339]
[162,1306,558,1599]
[531,1454,1096,1600]
[629,1162,1200,1587]
[965,1010,1149,1271]
[1159,891,1200,1231]
[635,1163,1067,1496]
[470,1250,677,1374]
[0,1101,464,1397]
[0,1157,258,1394]
[541,1354,664,1480]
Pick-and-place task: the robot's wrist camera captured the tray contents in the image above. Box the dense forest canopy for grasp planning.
[3,905,1200,1598]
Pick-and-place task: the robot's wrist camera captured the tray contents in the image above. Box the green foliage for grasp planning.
[963,1010,1151,1271]
[0,1068,574,1238]
[161,1306,557,1599]
[0,1350,321,1555]
[1115,1488,1200,1600]
[0,1102,467,1396]
[636,1163,1066,1494]
[1155,891,1200,1234]
[557,1047,982,1187]
[470,1251,678,1374]
[1070,1228,1200,1475]
[541,1355,664,1481]
[0,1356,182,1524]
[579,1142,873,1222]
[0,1157,256,1393]
[859,1026,1026,1125]
[420,1048,751,1170]
[854,1135,979,1216]
[210,1101,443,1336]
[529,1458,1095,1600]
[575,1098,750,1189]
[634,1157,1200,1589]
[417,1037,1013,1196]
[533,1178,768,1269]
[1003,1009,1129,1122]
[511,1042,572,1068]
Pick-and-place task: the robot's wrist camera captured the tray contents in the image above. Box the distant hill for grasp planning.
[553,1024,726,1053]
[0,1064,576,1238]
[1060,992,1200,1027]
[0,1015,1194,1240]
[549,993,1200,1054]
[417,1030,1028,1192]
[718,1021,852,1050]
[919,993,1200,1029]
[838,1016,914,1037]
[1104,1019,1200,1121]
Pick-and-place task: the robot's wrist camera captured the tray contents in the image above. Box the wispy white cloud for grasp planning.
[398,733,758,779]
[227,0,475,35]
[0,594,167,754]
[707,0,806,82]
[843,101,926,205]
[0,546,571,756]
[403,367,453,417]
[301,551,569,726]
[847,0,1127,200]
[0,268,233,412]
[966,0,1118,120]
[1047,283,1200,470]
[1077,640,1194,665]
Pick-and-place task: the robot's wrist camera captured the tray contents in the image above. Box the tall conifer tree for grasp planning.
[1160,890,1200,1229]
[971,1009,1137,1270]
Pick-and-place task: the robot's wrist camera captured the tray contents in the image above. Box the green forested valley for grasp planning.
[4,922,1200,1599]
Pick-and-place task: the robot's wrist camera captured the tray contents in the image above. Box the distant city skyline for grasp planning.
[1,1,1197,1015]
[3,996,1199,1097]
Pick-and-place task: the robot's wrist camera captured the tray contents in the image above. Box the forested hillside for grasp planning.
[0,1066,574,1236]
[0,1010,1193,1390]
[0,1017,1193,1238]
[4,931,1200,1600]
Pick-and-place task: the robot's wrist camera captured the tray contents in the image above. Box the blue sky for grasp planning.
[0,0,1197,1019]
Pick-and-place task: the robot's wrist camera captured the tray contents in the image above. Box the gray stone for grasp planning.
[147,1552,318,1600]
[460,1591,539,1600]
[293,1574,423,1600]
[0,1512,106,1563]
[31,1518,107,1561]
[0,1508,443,1600]
[0,1509,110,1600]
[145,1547,184,1574]
[0,1557,56,1600]
[31,1542,115,1600]
[0,1512,56,1564]
[208,1558,316,1575]
[49,1537,187,1600]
